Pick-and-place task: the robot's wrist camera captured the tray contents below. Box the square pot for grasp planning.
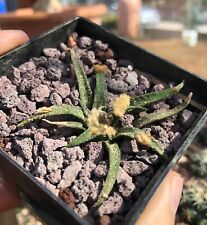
[0,17,207,225]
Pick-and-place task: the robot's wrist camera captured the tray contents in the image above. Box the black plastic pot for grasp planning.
[0,17,207,225]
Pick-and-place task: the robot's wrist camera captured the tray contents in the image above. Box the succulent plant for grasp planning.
[187,148,207,178]
[179,179,207,225]
[18,46,192,207]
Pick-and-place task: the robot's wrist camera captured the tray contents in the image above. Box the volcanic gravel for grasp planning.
[0,33,196,225]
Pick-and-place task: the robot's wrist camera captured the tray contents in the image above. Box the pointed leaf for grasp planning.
[94,142,121,207]
[70,49,92,114]
[17,105,85,128]
[42,119,85,131]
[135,93,192,128]
[115,127,164,155]
[93,73,107,109]
[129,81,184,109]
[67,128,96,147]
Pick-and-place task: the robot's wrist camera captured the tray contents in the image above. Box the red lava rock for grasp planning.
[122,160,150,176]
[180,109,194,128]
[108,79,128,94]
[82,51,96,66]
[41,137,66,156]
[94,161,108,178]
[170,132,182,150]
[59,188,75,209]
[18,78,42,94]
[47,151,64,172]
[43,48,61,59]
[0,76,20,109]
[69,88,80,105]
[117,167,135,198]
[62,146,84,164]
[106,59,117,71]
[88,180,102,204]
[13,137,33,160]
[151,83,165,92]
[78,36,92,49]
[11,67,22,86]
[17,95,36,115]
[94,40,108,51]
[49,92,62,105]
[0,123,11,138]
[132,84,146,96]
[97,192,123,216]
[120,114,134,127]
[19,61,36,78]
[151,102,170,112]
[74,203,89,217]
[114,67,128,80]
[79,160,96,178]
[12,129,33,138]
[125,71,138,86]
[84,141,104,164]
[46,58,63,81]
[47,170,61,185]
[33,156,47,177]
[151,125,169,139]
[64,97,73,105]
[138,74,150,89]
[30,56,48,68]
[71,176,95,202]
[160,120,175,131]
[58,161,82,189]
[8,108,28,125]
[56,83,70,99]
[30,84,50,102]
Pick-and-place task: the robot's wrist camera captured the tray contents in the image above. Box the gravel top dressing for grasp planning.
[0,33,195,225]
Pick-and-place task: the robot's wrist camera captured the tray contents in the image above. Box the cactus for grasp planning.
[179,179,207,225]
[186,148,207,178]
[18,44,192,207]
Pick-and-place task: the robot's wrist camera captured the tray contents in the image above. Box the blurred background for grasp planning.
[0,0,207,225]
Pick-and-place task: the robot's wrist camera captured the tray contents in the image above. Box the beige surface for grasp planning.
[0,210,17,225]
[0,4,107,38]
[137,39,207,79]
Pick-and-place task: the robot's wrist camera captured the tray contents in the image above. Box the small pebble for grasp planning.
[49,92,62,105]
[74,203,89,217]
[97,192,123,216]
[30,85,50,102]
[47,170,61,184]
[43,48,61,59]
[17,95,36,115]
[58,161,82,189]
[122,160,150,176]
[13,137,33,160]
[47,151,64,172]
